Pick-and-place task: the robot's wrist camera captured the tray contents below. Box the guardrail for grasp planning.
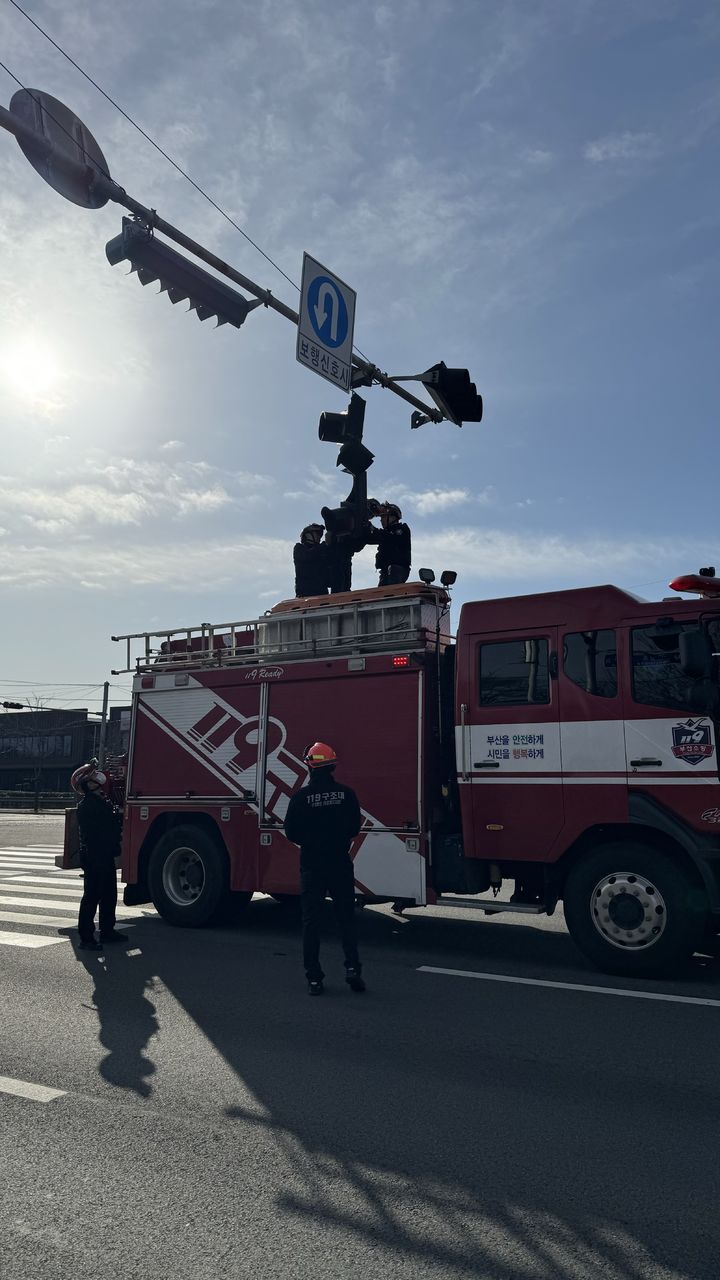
[0,791,73,810]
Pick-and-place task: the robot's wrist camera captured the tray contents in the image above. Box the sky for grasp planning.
[0,0,718,712]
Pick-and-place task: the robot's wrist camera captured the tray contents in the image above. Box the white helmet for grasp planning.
[71,761,111,797]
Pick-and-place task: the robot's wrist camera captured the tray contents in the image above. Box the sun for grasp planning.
[0,334,64,408]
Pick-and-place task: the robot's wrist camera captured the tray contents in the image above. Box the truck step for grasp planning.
[438,896,548,916]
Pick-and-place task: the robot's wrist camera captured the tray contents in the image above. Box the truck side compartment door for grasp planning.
[460,628,564,862]
[264,668,427,903]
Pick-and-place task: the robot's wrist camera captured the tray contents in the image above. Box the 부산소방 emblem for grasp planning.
[671,717,714,767]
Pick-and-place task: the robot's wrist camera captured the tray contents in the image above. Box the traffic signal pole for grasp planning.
[0,102,443,424]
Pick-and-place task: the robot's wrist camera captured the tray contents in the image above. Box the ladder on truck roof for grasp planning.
[111,583,452,674]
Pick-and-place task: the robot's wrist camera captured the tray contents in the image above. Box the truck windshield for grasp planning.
[631,620,720,711]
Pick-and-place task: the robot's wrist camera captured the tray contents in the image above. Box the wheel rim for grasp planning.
[590,871,667,951]
[162,846,205,907]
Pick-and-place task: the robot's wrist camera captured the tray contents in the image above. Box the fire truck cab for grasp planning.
[110,575,720,978]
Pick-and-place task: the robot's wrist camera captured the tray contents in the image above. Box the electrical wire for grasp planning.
[1,6,374,365]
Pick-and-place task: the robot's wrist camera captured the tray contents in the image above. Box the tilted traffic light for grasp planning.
[319,393,374,536]
[106,218,263,327]
[318,392,366,444]
[419,362,483,426]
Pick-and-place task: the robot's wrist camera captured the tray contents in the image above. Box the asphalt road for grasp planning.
[1,812,719,1280]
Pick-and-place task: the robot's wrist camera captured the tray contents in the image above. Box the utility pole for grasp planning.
[97,681,109,768]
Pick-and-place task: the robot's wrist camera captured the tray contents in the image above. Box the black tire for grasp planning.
[563,842,706,977]
[148,824,230,927]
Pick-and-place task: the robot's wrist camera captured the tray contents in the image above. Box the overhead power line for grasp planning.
[2,3,374,364]
[5,0,299,290]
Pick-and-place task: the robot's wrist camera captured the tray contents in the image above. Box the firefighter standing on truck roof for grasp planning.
[284,742,365,996]
[71,762,127,952]
[369,503,412,587]
[293,523,329,598]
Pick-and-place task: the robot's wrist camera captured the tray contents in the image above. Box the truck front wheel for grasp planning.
[148,825,230,927]
[563,843,706,977]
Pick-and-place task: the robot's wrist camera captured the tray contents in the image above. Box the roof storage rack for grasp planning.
[111,583,452,675]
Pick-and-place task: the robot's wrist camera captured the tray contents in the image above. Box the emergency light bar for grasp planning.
[669,573,720,597]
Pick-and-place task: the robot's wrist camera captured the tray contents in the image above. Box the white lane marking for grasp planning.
[0,894,139,918]
[0,844,60,855]
[0,1074,66,1103]
[3,875,102,885]
[0,845,63,851]
[0,882,88,898]
[0,854,59,862]
[0,910,77,928]
[0,849,63,857]
[418,966,720,1008]
[0,861,60,871]
[0,931,67,948]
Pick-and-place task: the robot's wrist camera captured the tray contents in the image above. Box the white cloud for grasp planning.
[410,488,472,515]
[411,527,679,583]
[583,131,661,163]
[0,454,272,533]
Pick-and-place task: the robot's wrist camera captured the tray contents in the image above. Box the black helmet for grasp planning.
[301,523,324,544]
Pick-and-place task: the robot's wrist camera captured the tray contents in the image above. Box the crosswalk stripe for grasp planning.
[0,861,64,870]
[4,875,120,891]
[0,909,78,927]
[0,861,63,872]
[0,931,68,949]
[0,894,141,918]
[0,848,63,856]
[1,881,88,897]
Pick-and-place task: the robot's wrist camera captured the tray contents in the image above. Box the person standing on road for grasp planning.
[284,742,365,996]
[71,762,127,952]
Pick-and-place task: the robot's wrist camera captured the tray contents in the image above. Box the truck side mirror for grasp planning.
[679,630,712,679]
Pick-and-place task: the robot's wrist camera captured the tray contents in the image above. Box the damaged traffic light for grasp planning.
[418,362,483,427]
[105,218,263,328]
[319,393,374,535]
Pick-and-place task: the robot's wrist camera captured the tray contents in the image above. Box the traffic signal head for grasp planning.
[318,393,366,443]
[105,219,263,328]
[420,362,483,426]
[336,438,374,474]
[320,504,356,536]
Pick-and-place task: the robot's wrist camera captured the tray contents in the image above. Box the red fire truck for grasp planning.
[109,572,720,977]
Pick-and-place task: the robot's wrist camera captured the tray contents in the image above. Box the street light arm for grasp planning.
[0,102,445,425]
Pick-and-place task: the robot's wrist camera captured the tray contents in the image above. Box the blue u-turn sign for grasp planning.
[297,252,357,391]
[307,275,349,349]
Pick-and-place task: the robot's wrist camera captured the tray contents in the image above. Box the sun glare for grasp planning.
[0,334,64,408]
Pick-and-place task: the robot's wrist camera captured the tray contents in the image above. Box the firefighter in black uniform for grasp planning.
[284,741,365,995]
[372,503,412,586]
[71,762,127,951]
[293,523,329,597]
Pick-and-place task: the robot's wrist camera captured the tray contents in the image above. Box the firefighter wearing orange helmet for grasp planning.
[284,741,364,995]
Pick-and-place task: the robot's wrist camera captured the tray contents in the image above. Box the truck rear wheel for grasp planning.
[563,842,705,977]
[148,825,230,927]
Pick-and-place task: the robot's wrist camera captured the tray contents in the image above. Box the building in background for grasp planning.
[0,706,130,803]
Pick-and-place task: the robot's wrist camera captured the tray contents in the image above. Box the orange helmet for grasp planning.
[71,761,111,796]
[303,741,337,769]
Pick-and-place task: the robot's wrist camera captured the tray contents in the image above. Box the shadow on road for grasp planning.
[65,898,720,1278]
[73,939,159,1098]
